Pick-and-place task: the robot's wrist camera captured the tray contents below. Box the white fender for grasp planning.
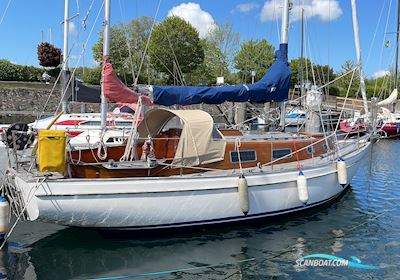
[0,196,9,236]
[337,158,347,186]
[297,171,309,204]
[238,175,249,215]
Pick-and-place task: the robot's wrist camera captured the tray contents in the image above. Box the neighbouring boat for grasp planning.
[340,90,400,138]
[4,0,373,231]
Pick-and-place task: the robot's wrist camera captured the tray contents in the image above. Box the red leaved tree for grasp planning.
[37,42,61,67]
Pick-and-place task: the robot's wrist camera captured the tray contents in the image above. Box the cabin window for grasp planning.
[115,121,133,127]
[272,148,292,159]
[230,150,257,163]
[323,143,329,151]
[212,127,223,139]
[80,121,101,126]
[307,146,315,154]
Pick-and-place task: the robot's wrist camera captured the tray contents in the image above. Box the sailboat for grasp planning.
[0,0,151,176]
[341,0,400,138]
[4,0,372,230]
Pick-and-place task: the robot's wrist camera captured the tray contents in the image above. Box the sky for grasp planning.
[0,0,398,79]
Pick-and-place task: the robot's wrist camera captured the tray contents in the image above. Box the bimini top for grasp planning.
[153,43,291,106]
[137,108,226,167]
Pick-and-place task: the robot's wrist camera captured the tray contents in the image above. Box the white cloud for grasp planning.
[261,0,342,22]
[68,22,78,36]
[372,70,390,79]
[236,2,260,13]
[168,2,216,38]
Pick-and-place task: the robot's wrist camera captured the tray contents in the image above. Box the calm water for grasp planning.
[3,140,400,279]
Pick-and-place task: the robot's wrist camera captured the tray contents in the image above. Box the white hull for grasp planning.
[9,141,371,230]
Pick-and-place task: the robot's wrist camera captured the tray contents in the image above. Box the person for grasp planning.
[42,71,51,84]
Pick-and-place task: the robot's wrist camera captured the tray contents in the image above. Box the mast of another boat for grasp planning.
[393,0,400,112]
[61,0,70,113]
[350,0,369,116]
[101,0,111,129]
[299,8,305,108]
[279,0,290,130]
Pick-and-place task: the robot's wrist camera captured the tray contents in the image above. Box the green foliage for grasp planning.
[289,58,312,88]
[206,22,240,71]
[290,57,335,88]
[93,16,155,85]
[0,59,43,81]
[234,39,275,83]
[365,72,393,99]
[83,66,102,85]
[332,60,360,97]
[191,39,228,85]
[149,16,204,82]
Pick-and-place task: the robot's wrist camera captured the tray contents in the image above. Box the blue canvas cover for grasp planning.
[153,44,291,106]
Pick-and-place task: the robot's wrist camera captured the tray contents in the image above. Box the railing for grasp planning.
[335,97,371,112]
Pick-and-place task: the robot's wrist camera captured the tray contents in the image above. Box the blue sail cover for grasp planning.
[153,44,291,106]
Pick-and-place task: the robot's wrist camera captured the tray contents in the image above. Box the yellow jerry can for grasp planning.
[38,130,66,173]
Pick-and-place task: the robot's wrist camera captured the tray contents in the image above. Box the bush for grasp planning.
[0,59,24,81]
[0,59,60,82]
[83,66,102,85]
[0,59,47,81]
[327,86,340,96]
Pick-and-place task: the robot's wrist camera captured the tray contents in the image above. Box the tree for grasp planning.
[37,42,61,67]
[190,22,240,85]
[289,58,312,88]
[0,60,42,82]
[148,16,204,84]
[92,16,154,84]
[207,22,240,72]
[83,66,102,85]
[234,39,275,83]
[333,60,360,97]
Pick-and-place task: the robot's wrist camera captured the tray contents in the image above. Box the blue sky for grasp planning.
[0,0,397,79]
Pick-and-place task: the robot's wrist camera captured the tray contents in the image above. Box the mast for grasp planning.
[101,0,111,130]
[279,0,290,129]
[350,0,369,115]
[61,0,70,113]
[299,8,304,106]
[281,0,290,45]
[394,0,400,112]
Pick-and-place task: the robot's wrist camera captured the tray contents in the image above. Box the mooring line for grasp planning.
[89,258,257,280]
[0,177,46,250]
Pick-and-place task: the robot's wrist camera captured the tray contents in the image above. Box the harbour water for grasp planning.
[2,139,399,279]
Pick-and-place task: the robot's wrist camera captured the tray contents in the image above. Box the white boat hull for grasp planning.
[10,141,371,230]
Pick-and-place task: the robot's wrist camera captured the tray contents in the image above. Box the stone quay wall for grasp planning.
[0,82,100,123]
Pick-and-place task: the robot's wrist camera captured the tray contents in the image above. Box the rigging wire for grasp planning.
[164,26,186,86]
[0,0,13,27]
[82,0,96,30]
[134,0,163,86]
[364,0,387,70]
[304,19,316,86]
[373,0,394,96]
[273,1,280,44]
[54,1,105,115]
[118,0,137,85]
